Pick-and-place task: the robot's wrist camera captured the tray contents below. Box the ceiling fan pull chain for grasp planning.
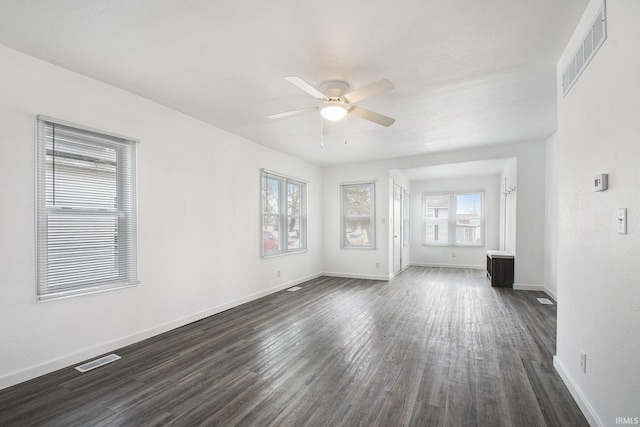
[344,115,348,144]
[320,114,324,148]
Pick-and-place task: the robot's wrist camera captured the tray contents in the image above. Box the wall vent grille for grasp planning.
[75,354,121,373]
[562,2,607,97]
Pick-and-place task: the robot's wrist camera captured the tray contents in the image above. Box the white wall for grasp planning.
[544,133,559,301]
[410,174,500,269]
[0,45,323,389]
[322,163,392,280]
[323,141,546,286]
[554,1,640,425]
[500,157,518,255]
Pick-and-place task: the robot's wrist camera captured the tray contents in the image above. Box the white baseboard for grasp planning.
[0,272,323,391]
[553,356,603,427]
[544,287,558,301]
[322,271,392,281]
[513,283,544,291]
[410,262,485,270]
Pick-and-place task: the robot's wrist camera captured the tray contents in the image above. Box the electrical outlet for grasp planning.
[277,270,281,278]
[375,262,380,269]
[451,252,456,258]
[580,351,587,373]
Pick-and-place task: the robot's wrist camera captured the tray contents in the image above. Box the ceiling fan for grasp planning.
[268,77,396,127]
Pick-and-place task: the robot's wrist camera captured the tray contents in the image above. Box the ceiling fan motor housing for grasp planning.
[319,80,351,98]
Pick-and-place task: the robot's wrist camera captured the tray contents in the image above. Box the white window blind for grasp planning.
[36,116,138,301]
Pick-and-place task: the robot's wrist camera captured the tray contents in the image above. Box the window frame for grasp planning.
[341,181,376,249]
[261,169,307,258]
[35,115,139,302]
[422,191,485,247]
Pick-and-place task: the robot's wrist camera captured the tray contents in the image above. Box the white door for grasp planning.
[393,183,402,274]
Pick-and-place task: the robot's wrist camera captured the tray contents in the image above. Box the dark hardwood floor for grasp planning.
[0,267,588,426]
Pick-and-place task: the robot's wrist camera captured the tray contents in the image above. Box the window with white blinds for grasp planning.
[35,116,138,301]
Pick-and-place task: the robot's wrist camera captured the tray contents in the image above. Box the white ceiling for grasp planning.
[0,0,588,167]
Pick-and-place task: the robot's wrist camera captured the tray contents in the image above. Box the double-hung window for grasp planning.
[261,170,307,257]
[341,181,375,248]
[423,192,484,246]
[35,116,138,301]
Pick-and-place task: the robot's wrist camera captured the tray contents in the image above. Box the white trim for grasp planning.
[322,271,391,281]
[0,272,323,391]
[410,262,484,270]
[260,168,309,185]
[37,114,140,144]
[553,356,603,427]
[513,283,544,291]
[544,287,558,302]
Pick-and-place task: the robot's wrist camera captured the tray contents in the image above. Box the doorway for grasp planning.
[393,182,402,275]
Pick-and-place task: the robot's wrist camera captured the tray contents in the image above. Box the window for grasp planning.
[423,192,484,246]
[36,116,138,301]
[261,170,307,257]
[341,181,375,248]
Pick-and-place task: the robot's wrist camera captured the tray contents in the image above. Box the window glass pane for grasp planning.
[263,215,281,253]
[345,185,371,216]
[342,182,374,248]
[47,212,120,288]
[47,139,117,209]
[286,217,301,249]
[345,217,371,246]
[263,177,280,214]
[424,194,450,244]
[455,193,482,244]
[287,182,301,216]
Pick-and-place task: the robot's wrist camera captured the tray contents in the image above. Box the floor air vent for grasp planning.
[537,298,553,305]
[562,1,607,97]
[287,286,302,292]
[75,354,121,373]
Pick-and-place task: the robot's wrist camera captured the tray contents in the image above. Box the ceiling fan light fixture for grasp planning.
[321,105,347,121]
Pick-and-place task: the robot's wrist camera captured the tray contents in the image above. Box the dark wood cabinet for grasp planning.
[486,251,514,288]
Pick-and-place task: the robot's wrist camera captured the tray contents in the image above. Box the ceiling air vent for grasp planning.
[562,2,607,97]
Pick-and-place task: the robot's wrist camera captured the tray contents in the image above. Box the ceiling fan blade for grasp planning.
[268,106,317,119]
[284,77,327,100]
[344,79,395,103]
[348,106,396,127]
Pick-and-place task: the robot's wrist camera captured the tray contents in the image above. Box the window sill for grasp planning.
[261,249,308,259]
[37,281,139,303]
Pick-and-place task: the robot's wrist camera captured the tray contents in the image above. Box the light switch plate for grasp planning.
[617,208,627,234]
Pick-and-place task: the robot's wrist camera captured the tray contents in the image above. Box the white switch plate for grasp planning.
[617,208,627,234]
